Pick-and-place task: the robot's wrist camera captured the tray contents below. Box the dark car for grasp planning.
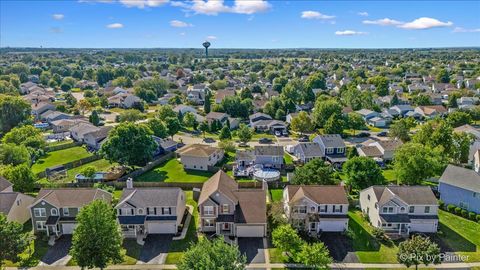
[203,137,215,143]
[357,132,371,138]
[377,131,388,137]
[259,138,272,144]
[298,136,309,142]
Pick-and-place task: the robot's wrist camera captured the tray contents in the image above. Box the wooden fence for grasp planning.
[117,152,175,181]
[45,141,82,152]
[36,155,102,178]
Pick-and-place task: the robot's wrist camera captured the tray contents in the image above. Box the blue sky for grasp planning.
[1,0,479,48]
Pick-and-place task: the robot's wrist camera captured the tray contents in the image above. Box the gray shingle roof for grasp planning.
[439,165,480,193]
[0,176,12,192]
[371,186,437,205]
[254,145,284,156]
[315,134,345,148]
[117,188,183,208]
[0,192,19,214]
[295,143,323,157]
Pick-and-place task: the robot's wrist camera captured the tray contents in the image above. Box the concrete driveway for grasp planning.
[137,235,173,264]
[39,236,72,266]
[237,237,266,264]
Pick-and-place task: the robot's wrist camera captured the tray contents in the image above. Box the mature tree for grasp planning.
[218,140,236,153]
[177,238,246,270]
[436,68,450,83]
[237,124,253,144]
[368,75,389,96]
[268,201,288,228]
[75,99,92,115]
[291,159,337,185]
[397,235,440,270]
[393,143,445,185]
[412,94,432,106]
[0,144,30,166]
[448,94,458,108]
[2,125,45,152]
[204,92,211,114]
[290,111,314,135]
[219,125,232,141]
[281,78,303,103]
[0,94,31,134]
[117,109,144,123]
[89,110,100,126]
[323,113,345,135]
[134,77,169,98]
[70,200,124,270]
[296,242,332,270]
[346,112,365,135]
[198,121,209,138]
[272,224,303,257]
[157,105,177,119]
[413,119,453,156]
[0,214,31,268]
[389,119,412,142]
[101,123,157,167]
[390,94,399,106]
[0,80,18,95]
[164,117,182,138]
[343,157,385,190]
[147,118,168,138]
[313,99,342,127]
[80,166,97,178]
[451,132,474,164]
[0,164,36,192]
[183,112,197,129]
[305,72,326,91]
[446,110,472,127]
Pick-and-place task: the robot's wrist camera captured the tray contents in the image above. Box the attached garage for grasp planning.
[236,225,265,237]
[147,222,177,234]
[410,220,437,233]
[318,219,348,232]
[62,223,77,234]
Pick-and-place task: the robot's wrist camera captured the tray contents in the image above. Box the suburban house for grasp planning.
[82,126,112,150]
[390,105,414,117]
[355,109,380,121]
[283,185,349,233]
[414,105,448,119]
[107,93,142,109]
[312,134,347,167]
[69,122,101,142]
[173,104,197,115]
[31,102,56,119]
[454,124,480,140]
[30,188,112,237]
[359,186,439,235]
[115,181,186,238]
[41,111,72,123]
[368,116,389,128]
[186,87,206,105]
[439,164,480,214]
[249,112,272,126]
[51,118,89,133]
[251,119,287,134]
[215,89,236,104]
[0,192,35,224]
[176,144,224,171]
[205,112,240,129]
[254,145,284,169]
[292,142,323,163]
[198,171,267,238]
[357,139,403,161]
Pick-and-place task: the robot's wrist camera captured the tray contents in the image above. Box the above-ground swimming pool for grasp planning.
[253,168,280,182]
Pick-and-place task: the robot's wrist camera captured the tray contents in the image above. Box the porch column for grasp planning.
[46,226,49,237]
[398,224,401,235]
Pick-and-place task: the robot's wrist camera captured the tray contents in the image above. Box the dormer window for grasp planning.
[400,207,405,213]
[383,206,394,213]
[409,206,415,213]
[138,209,144,215]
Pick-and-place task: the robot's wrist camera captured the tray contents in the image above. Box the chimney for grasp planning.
[126,177,133,189]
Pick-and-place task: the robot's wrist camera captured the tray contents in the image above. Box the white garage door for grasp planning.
[319,220,347,232]
[236,225,265,237]
[148,222,176,234]
[410,221,437,233]
[62,223,77,234]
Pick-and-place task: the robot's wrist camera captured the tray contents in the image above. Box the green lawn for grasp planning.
[165,191,199,264]
[32,146,93,174]
[269,248,289,263]
[269,189,284,202]
[46,139,74,147]
[382,169,397,183]
[135,159,214,182]
[283,153,294,164]
[37,159,116,184]
[348,210,399,263]
[4,222,50,267]
[435,210,480,262]
[67,239,142,266]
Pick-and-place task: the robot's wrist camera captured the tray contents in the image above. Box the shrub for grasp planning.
[372,227,386,240]
[461,209,468,218]
[447,204,455,213]
[438,200,444,209]
[477,214,480,222]
[454,207,462,215]
[468,212,476,220]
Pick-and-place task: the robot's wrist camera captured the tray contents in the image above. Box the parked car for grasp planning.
[357,132,371,138]
[259,138,272,144]
[275,130,281,136]
[282,130,288,136]
[298,135,309,142]
[377,131,388,137]
[203,137,215,143]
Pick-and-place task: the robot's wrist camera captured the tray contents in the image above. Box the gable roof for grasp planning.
[294,143,323,157]
[254,145,283,156]
[375,140,403,151]
[234,189,267,224]
[369,186,437,205]
[32,188,112,208]
[199,170,238,205]
[0,176,13,192]
[176,144,221,157]
[116,188,182,208]
[439,164,480,193]
[287,185,348,204]
[0,192,22,214]
[315,134,345,148]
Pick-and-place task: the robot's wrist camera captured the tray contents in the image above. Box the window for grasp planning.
[310,222,316,231]
[383,206,394,213]
[326,148,334,154]
[204,219,214,227]
[222,204,229,213]
[51,208,58,216]
[34,208,46,217]
[400,207,405,213]
[138,209,144,215]
[424,206,430,213]
[162,207,171,215]
[204,206,214,215]
[367,194,371,201]
[299,206,307,214]
[36,221,46,230]
[337,147,345,154]
[63,208,69,216]
[409,206,415,213]
[319,205,327,213]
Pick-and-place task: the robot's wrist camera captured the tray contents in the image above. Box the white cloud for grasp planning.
[363,18,404,26]
[206,35,217,40]
[358,11,368,17]
[301,11,335,20]
[335,30,367,36]
[179,0,270,15]
[119,0,168,8]
[232,0,270,14]
[453,27,480,33]
[190,0,229,15]
[170,20,193,27]
[398,17,452,30]
[106,23,124,28]
[52,14,65,20]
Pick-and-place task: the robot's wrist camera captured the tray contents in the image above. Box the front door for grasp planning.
[223,223,230,230]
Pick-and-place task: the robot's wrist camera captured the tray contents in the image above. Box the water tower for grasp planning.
[202,41,211,58]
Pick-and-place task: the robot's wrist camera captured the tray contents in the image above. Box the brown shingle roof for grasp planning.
[359,145,383,157]
[33,188,112,208]
[234,189,267,224]
[199,170,239,205]
[176,144,221,157]
[287,185,348,204]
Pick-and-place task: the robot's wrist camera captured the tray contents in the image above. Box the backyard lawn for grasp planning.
[32,146,93,174]
[165,191,199,264]
[135,158,213,182]
[382,169,397,183]
[37,159,116,184]
[269,189,284,202]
